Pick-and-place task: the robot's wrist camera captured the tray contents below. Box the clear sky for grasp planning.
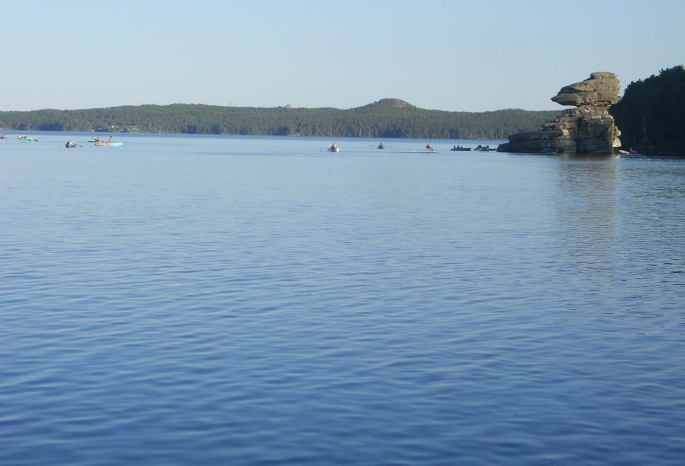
[2,0,684,112]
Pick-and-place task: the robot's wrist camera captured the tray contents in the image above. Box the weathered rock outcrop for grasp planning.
[498,72,622,154]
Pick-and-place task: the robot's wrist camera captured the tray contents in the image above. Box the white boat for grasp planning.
[95,141,123,147]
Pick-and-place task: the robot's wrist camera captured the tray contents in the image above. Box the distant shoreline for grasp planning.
[0,99,557,141]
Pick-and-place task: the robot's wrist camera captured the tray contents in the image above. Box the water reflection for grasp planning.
[556,155,619,236]
[554,155,620,286]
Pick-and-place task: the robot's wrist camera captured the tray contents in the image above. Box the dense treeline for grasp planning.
[610,66,685,152]
[0,99,557,140]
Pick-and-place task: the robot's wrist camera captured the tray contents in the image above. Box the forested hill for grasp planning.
[609,65,685,152]
[0,98,558,139]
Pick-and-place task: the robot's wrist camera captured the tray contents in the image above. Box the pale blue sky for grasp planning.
[1,0,683,112]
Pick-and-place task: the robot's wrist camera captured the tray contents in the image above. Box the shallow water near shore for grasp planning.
[1,132,684,465]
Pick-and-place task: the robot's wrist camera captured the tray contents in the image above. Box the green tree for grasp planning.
[610,65,685,152]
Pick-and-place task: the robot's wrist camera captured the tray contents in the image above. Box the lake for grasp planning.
[1,132,684,465]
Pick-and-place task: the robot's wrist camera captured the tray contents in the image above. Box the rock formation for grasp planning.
[497,72,622,154]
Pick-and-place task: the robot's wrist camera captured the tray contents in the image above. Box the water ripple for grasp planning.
[1,135,684,465]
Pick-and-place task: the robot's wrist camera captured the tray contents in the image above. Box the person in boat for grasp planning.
[378,143,384,149]
[331,142,338,150]
[426,144,434,152]
[108,136,113,143]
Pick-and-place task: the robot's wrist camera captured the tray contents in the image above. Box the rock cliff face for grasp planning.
[498,72,622,154]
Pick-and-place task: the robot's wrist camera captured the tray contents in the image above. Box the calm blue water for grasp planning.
[1,132,684,465]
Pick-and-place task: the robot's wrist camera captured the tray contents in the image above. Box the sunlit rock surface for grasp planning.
[498,72,622,154]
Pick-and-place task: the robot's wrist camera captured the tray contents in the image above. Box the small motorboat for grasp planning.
[95,141,123,147]
[618,148,643,156]
[474,145,495,152]
[66,141,77,148]
[96,136,123,147]
[450,145,471,151]
[18,135,38,143]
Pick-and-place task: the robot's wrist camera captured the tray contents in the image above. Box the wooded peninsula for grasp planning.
[609,66,685,153]
[0,99,557,140]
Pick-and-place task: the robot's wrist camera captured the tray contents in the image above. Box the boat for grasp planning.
[66,141,77,148]
[0,134,6,139]
[474,145,495,152]
[95,136,123,147]
[18,135,38,143]
[450,145,471,151]
[378,143,385,149]
[327,143,340,152]
[618,147,644,156]
[425,144,435,153]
